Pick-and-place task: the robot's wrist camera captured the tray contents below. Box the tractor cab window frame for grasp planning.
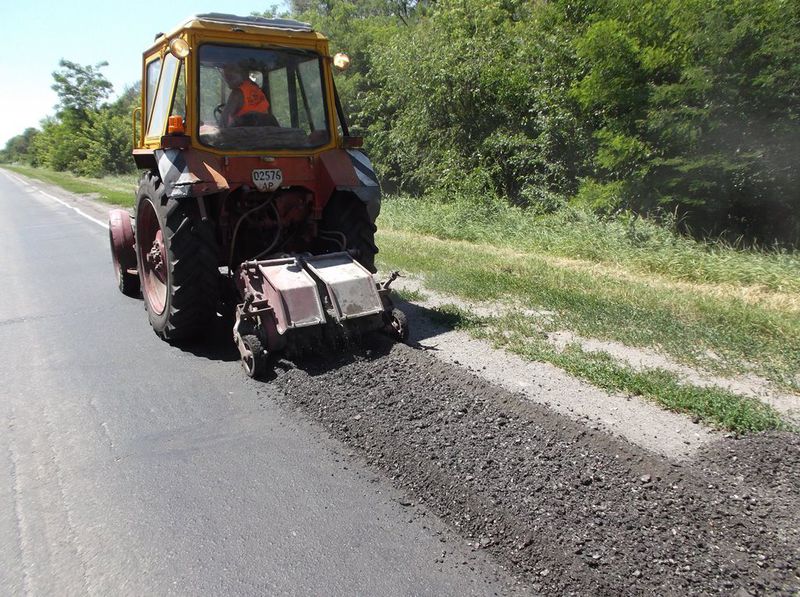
[170,61,186,120]
[195,42,332,151]
[146,52,181,139]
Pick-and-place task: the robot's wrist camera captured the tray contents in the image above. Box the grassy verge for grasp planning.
[430,305,788,433]
[4,164,137,207]
[381,196,800,295]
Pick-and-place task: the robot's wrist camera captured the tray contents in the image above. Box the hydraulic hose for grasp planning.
[252,204,283,260]
[227,197,280,270]
[318,229,346,251]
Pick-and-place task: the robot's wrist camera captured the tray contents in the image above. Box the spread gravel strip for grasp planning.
[268,340,799,595]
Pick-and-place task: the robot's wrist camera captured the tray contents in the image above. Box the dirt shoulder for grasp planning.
[376,227,800,414]
[389,274,799,428]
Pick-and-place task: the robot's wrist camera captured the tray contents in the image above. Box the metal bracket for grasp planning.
[380,270,402,291]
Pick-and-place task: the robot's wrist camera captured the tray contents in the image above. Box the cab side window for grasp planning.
[147,53,179,138]
[145,58,161,126]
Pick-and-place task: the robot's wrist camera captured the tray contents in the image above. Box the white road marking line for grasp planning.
[4,172,30,186]
[36,189,108,229]
[1,170,108,230]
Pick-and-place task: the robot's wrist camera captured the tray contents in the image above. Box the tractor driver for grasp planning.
[220,64,274,127]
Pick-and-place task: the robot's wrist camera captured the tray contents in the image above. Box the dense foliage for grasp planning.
[3,1,798,244]
[291,0,800,245]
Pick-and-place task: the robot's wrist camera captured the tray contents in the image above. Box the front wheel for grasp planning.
[108,209,139,297]
[135,173,219,340]
[385,308,409,343]
[240,334,268,379]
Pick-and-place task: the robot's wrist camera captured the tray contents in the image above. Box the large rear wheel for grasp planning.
[319,193,378,273]
[135,172,219,340]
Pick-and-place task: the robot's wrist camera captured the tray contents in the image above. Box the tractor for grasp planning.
[108,13,408,378]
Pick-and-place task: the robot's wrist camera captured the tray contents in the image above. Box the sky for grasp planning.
[0,0,288,146]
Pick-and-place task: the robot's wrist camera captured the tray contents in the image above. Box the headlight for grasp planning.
[169,38,191,59]
[333,52,351,71]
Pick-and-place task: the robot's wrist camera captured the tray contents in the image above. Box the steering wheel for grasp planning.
[214,103,226,126]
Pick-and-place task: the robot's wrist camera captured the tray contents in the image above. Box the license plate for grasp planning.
[251,169,283,192]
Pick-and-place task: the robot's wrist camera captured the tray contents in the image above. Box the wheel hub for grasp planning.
[137,199,168,315]
[146,230,166,275]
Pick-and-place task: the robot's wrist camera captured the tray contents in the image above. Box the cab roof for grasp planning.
[150,13,324,53]
[187,13,313,33]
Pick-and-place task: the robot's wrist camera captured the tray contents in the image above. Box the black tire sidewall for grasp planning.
[134,171,219,340]
[321,193,378,273]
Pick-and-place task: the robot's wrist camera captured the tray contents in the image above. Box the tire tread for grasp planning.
[136,172,219,340]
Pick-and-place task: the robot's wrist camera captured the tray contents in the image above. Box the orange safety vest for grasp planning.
[235,80,270,118]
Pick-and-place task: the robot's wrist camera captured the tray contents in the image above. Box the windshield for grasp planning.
[197,44,330,151]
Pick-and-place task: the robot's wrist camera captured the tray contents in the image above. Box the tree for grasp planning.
[0,128,40,164]
[289,0,429,19]
[51,59,113,118]
[21,59,137,176]
[567,0,800,242]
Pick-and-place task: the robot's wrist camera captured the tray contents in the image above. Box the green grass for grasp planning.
[431,304,788,433]
[376,228,800,392]
[381,195,800,294]
[4,164,137,207]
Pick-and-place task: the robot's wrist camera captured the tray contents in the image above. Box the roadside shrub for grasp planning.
[571,180,626,215]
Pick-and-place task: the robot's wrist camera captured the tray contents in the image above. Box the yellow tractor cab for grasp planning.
[135,14,345,156]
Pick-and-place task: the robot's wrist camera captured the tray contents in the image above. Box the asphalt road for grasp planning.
[0,171,518,596]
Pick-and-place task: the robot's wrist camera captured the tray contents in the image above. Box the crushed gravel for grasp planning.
[266,338,799,595]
